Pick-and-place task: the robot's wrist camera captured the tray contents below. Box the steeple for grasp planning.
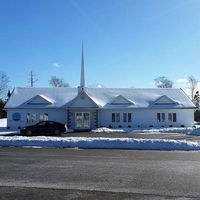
[80,43,85,87]
[78,43,86,94]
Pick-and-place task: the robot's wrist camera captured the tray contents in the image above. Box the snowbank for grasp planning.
[92,126,200,135]
[0,136,200,151]
[189,127,200,136]
[92,127,194,134]
[92,127,125,133]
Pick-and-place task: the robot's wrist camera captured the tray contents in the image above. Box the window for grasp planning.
[128,113,132,123]
[112,113,120,123]
[123,113,127,122]
[75,112,90,129]
[168,113,172,122]
[27,113,36,123]
[39,113,48,121]
[27,113,30,123]
[173,113,177,122]
[83,113,90,128]
[116,113,120,123]
[168,113,177,122]
[157,113,165,122]
[122,113,132,123]
[161,113,165,122]
[112,113,115,122]
[76,113,82,128]
[157,113,161,122]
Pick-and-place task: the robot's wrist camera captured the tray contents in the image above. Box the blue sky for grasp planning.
[0,0,200,89]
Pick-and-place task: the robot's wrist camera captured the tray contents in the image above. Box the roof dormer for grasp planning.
[26,94,54,105]
[109,95,135,105]
[153,95,178,105]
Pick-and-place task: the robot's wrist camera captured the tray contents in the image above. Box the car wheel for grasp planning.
[54,130,60,136]
[26,130,32,136]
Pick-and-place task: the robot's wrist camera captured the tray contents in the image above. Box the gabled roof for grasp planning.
[109,95,135,105]
[26,94,54,105]
[153,95,178,105]
[67,91,100,108]
[5,87,195,109]
[5,87,77,109]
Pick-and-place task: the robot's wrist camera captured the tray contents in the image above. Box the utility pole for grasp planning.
[29,71,38,88]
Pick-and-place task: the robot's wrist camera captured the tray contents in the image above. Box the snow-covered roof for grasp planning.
[5,87,77,109]
[5,87,195,109]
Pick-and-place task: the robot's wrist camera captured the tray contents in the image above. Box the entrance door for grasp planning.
[75,112,90,129]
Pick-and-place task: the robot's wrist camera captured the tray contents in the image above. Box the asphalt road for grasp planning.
[0,148,200,200]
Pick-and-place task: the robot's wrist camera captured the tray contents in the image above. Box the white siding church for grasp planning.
[5,48,196,131]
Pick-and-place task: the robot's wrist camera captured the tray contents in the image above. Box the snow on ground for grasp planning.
[188,127,200,136]
[1,118,200,136]
[0,136,200,151]
[0,118,6,127]
[0,118,19,136]
[1,118,200,150]
[92,127,200,134]
[92,127,126,133]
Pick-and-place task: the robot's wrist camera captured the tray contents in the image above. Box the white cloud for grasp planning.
[176,78,188,84]
[52,63,60,68]
[97,84,103,88]
[88,83,105,88]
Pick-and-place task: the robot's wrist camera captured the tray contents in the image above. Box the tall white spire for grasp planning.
[80,43,85,87]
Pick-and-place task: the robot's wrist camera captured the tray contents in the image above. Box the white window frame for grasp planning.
[112,113,115,123]
[123,113,127,122]
[27,113,37,123]
[39,113,49,121]
[168,113,177,122]
[128,113,132,123]
[161,113,165,122]
[75,112,90,129]
[157,113,161,122]
[112,113,120,123]
[173,113,177,122]
[116,113,120,123]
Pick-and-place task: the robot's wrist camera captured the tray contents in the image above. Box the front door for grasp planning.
[75,112,90,129]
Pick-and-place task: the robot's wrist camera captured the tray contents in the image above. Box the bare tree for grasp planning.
[194,91,200,108]
[0,71,9,100]
[154,76,173,88]
[49,76,70,87]
[187,76,198,101]
[29,71,38,88]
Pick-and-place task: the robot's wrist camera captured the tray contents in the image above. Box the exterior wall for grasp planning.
[6,107,194,131]
[98,109,194,128]
[6,109,67,130]
[67,92,99,130]
[68,109,98,130]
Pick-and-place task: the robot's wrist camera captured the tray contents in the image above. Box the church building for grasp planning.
[4,47,196,131]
